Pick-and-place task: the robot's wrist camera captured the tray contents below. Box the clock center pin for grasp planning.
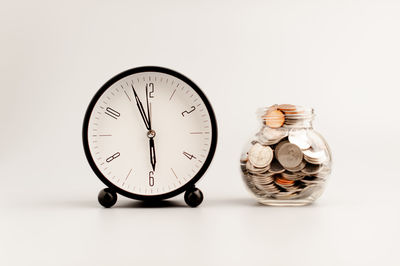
[147,130,156,138]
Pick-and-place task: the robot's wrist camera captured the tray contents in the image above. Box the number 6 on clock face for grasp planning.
[82,66,218,201]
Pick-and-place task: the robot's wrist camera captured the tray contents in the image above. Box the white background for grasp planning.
[1,0,400,265]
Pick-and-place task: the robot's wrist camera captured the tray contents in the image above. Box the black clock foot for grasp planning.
[184,187,203,207]
[98,188,117,208]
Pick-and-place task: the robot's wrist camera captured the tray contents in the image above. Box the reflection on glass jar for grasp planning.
[240,104,332,206]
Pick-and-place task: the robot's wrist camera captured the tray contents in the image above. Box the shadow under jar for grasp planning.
[240,104,332,206]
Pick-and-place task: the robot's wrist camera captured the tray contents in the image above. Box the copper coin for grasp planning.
[263,109,285,128]
[278,104,297,112]
[275,177,295,186]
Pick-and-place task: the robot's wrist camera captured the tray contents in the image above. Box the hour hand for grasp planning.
[131,85,150,129]
[149,137,156,171]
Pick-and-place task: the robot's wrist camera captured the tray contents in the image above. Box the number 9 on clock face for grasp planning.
[82,66,217,201]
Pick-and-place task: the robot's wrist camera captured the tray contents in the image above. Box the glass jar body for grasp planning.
[240,105,332,206]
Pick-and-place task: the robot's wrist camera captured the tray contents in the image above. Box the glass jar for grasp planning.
[240,104,332,206]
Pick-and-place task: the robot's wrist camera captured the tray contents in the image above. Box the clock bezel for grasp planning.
[82,66,218,201]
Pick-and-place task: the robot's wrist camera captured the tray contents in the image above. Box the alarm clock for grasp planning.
[82,66,217,207]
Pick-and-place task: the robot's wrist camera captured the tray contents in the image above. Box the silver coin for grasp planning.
[248,143,273,168]
[273,191,297,199]
[288,129,311,150]
[268,159,285,173]
[296,185,319,198]
[253,174,275,185]
[262,126,288,140]
[246,160,270,174]
[301,163,322,175]
[275,142,303,169]
[303,149,327,164]
[282,171,304,181]
[301,177,325,185]
[240,153,248,163]
[285,160,306,172]
[259,183,281,194]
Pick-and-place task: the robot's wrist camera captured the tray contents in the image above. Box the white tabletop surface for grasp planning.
[1,1,400,265]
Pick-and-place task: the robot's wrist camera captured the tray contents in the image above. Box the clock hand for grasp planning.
[149,137,156,171]
[131,84,150,130]
[145,85,156,171]
[145,84,152,129]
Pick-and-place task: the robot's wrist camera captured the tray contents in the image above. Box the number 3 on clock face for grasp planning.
[82,66,218,201]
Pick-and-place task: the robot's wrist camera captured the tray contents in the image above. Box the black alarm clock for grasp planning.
[82,66,217,207]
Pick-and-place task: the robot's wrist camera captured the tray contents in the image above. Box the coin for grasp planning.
[268,159,285,174]
[285,160,306,172]
[253,174,274,186]
[277,104,297,113]
[275,177,295,187]
[282,171,304,181]
[273,192,297,200]
[240,152,248,163]
[262,126,288,140]
[301,163,322,175]
[246,160,270,174]
[296,185,319,198]
[288,129,311,150]
[263,109,285,128]
[275,142,303,169]
[256,182,280,194]
[303,149,327,164]
[259,127,288,145]
[248,143,273,168]
[301,176,325,185]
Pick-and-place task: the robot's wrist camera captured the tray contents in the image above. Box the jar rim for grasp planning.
[258,104,315,127]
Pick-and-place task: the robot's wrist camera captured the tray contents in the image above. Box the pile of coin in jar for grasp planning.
[240,104,331,201]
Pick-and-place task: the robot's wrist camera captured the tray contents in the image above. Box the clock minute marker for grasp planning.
[169,89,176,101]
[171,168,179,179]
[122,168,133,186]
[124,90,131,101]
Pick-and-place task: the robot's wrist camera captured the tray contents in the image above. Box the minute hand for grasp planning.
[146,85,156,171]
[131,85,150,130]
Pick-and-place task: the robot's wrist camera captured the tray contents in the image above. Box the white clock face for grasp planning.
[85,68,216,197]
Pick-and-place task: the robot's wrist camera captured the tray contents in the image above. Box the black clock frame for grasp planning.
[82,66,218,202]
